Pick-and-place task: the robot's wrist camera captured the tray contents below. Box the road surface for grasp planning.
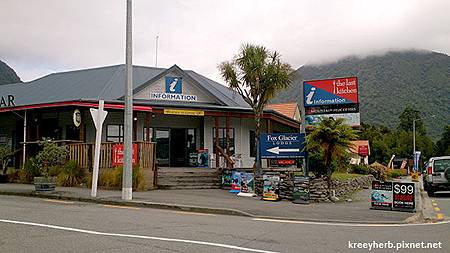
[0,195,448,253]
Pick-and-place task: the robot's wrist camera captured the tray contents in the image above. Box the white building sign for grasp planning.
[150,92,197,102]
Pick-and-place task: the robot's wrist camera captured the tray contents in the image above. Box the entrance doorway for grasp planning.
[155,128,197,167]
[170,129,186,167]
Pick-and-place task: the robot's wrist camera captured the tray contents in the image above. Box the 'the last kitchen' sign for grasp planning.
[0,95,15,108]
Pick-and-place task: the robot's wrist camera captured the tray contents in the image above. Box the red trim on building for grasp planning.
[0,101,152,112]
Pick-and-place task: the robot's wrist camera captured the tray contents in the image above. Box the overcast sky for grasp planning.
[1,0,449,82]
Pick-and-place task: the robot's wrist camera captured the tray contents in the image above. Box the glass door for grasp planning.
[155,128,170,166]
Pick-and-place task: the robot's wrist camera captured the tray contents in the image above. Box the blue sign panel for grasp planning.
[165,76,182,94]
[260,133,306,159]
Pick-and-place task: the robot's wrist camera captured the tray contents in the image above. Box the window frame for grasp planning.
[106,124,124,142]
[212,127,235,155]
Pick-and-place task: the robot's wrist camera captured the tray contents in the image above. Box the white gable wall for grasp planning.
[134,73,219,104]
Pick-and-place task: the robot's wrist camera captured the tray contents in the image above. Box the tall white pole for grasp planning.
[155,35,159,67]
[22,110,27,169]
[122,0,133,201]
[413,120,416,154]
[91,100,107,197]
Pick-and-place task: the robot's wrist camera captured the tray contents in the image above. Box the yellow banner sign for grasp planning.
[164,109,204,116]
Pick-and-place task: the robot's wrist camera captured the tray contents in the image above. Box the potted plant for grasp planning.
[0,144,12,183]
[33,139,68,191]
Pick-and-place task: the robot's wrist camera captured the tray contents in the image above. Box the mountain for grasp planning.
[272,50,450,138]
[0,60,21,85]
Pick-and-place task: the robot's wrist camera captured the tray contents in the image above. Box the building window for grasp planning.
[249,130,256,157]
[143,127,154,142]
[212,128,235,155]
[106,124,123,142]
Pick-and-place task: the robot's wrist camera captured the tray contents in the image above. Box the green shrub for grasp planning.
[57,160,86,187]
[387,169,404,179]
[7,168,19,182]
[23,157,41,181]
[34,139,68,177]
[93,166,146,191]
[48,165,62,177]
[0,144,12,175]
[351,164,369,175]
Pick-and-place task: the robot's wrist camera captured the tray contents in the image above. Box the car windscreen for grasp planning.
[433,159,450,172]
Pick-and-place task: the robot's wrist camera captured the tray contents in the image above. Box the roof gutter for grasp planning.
[0,100,152,113]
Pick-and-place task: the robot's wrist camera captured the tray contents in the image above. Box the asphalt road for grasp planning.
[0,195,449,253]
[432,191,450,221]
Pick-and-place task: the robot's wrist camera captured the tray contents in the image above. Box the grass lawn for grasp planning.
[332,172,363,181]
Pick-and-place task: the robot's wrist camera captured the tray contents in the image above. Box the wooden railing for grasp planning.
[216,145,234,169]
[67,142,155,170]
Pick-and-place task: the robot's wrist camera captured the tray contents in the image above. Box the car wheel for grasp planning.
[427,189,435,197]
[444,168,450,181]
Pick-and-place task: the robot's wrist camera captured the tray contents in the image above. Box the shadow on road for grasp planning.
[433,191,450,198]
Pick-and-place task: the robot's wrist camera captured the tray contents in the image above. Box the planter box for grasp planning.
[34,177,56,191]
[0,174,8,183]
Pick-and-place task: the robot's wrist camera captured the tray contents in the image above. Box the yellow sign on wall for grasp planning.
[163,109,204,116]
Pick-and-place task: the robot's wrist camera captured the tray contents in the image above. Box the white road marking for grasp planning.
[252,218,450,227]
[171,211,216,216]
[0,219,278,253]
[101,204,141,210]
[42,199,74,204]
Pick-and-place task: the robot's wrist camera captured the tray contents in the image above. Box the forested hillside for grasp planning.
[0,60,21,85]
[272,50,450,138]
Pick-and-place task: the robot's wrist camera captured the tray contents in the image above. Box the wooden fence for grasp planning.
[67,141,156,188]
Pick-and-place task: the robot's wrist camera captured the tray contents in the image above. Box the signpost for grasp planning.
[260,133,306,159]
[303,77,360,128]
[90,100,108,198]
[358,145,369,157]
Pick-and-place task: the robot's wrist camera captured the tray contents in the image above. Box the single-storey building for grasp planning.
[0,64,300,172]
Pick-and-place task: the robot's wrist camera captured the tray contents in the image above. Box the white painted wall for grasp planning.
[134,72,218,104]
[204,116,273,168]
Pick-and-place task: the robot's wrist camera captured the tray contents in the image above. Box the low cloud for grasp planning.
[1,0,449,82]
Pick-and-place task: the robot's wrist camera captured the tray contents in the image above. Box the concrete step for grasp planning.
[156,167,221,189]
[158,184,221,190]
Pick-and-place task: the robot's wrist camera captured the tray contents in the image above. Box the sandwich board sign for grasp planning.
[371,181,393,210]
[292,174,310,204]
[237,172,256,197]
[229,171,241,193]
[260,133,306,159]
[262,173,280,201]
[392,182,415,212]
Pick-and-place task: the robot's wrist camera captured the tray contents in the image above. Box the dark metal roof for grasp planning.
[1,65,164,107]
[0,64,298,125]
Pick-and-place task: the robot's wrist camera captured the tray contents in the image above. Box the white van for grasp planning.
[424,156,450,196]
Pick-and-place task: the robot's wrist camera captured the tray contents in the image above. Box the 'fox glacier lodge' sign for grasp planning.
[0,95,15,108]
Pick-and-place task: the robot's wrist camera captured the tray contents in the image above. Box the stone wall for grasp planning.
[307,175,374,202]
[226,168,374,202]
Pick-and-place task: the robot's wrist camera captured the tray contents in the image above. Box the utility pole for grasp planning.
[155,35,159,67]
[413,119,416,155]
[122,0,133,201]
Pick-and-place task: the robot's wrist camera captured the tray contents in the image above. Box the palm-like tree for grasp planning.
[306,117,358,199]
[219,44,292,176]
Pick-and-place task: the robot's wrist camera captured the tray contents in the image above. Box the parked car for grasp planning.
[423,156,450,196]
